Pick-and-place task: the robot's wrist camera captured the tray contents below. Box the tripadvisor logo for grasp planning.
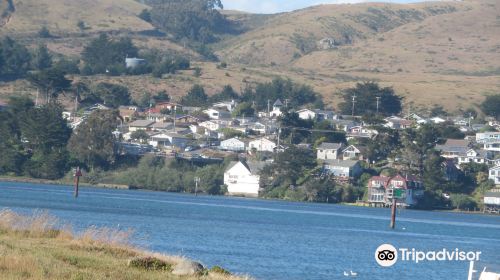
[375,244,398,267]
[375,244,481,267]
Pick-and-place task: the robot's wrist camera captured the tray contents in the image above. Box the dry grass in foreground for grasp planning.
[0,209,252,280]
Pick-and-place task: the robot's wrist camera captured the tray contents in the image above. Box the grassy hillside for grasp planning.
[0,209,249,280]
[215,0,500,112]
[0,0,499,113]
[0,0,153,35]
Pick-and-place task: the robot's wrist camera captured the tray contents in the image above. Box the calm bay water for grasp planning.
[1,181,499,280]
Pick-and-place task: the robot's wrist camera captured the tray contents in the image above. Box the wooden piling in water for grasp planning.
[390,198,396,229]
[74,167,82,198]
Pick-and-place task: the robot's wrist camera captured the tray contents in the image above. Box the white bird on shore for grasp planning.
[343,271,349,277]
[350,271,358,277]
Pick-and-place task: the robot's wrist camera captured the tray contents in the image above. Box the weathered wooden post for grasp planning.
[390,197,396,229]
[74,167,82,198]
[390,188,402,229]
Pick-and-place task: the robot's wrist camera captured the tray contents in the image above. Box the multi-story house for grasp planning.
[367,174,424,207]
[317,142,344,160]
[224,161,265,197]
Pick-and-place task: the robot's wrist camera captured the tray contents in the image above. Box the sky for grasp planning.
[222,0,434,14]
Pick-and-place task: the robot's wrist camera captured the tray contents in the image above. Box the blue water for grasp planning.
[1,182,499,280]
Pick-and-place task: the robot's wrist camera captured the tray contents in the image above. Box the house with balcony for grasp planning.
[483,142,500,152]
[366,174,424,207]
[224,161,266,197]
[457,149,493,165]
[476,132,500,143]
[489,166,500,185]
[435,139,470,160]
[317,142,344,160]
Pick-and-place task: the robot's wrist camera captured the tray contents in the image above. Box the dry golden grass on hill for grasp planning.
[0,0,499,113]
[0,0,153,35]
[0,209,251,280]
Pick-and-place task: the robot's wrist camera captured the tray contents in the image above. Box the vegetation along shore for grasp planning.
[0,209,250,280]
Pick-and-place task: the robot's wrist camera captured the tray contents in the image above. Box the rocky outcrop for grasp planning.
[171,260,205,276]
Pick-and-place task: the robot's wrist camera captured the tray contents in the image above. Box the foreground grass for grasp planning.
[0,210,250,280]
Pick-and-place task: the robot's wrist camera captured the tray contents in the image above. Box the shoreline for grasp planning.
[0,209,246,280]
[0,176,133,190]
[1,176,496,216]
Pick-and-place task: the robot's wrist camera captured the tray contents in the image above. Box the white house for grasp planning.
[346,126,378,140]
[476,132,500,143]
[270,99,284,118]
[323,159,362,179]
[483,142,500,152]
[384,116,414,129]
[248,137,276,152]
[213,100,237,112]
[317,142,343,160]
[224,161,265,197]
[457,149,492,165]
[203,108,231,120]
[149,132,189,149]
[407,113,428,124]
[341,145,364,160]
[484,189,500,212]
[199,120,225,131]
[220,137,246,152]
[297,109,317,120]
[297,109,336,121]
[430,117,446,124]
[489,166,500,185]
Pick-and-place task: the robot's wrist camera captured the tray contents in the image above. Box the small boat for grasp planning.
[350,271,358,277]
[343,271,349,277]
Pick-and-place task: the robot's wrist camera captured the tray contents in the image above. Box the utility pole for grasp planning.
[74,88,79,115]
[267,99,270,117]
[277,125,281,152]
[351,94,357,117]
[148,99,152,120]
[194,177,200,196]
[376,96,381,114]
[173,106,176,132]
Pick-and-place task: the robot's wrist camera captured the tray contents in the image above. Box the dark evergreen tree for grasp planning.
[338,82,402,116]
[180,84,208,107]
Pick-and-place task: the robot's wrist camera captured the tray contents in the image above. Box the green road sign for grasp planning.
[393,189,404,199]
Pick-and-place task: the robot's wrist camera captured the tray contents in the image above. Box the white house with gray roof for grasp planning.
[323,159,362,179]
[317,142,344,160]
[220,137,246,152]
[149,132,189,149]
[457,149,492,165]
[489,166,500,185]
[224,161,265,197]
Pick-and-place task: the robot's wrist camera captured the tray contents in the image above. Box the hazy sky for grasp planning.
[222,0,432,14]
